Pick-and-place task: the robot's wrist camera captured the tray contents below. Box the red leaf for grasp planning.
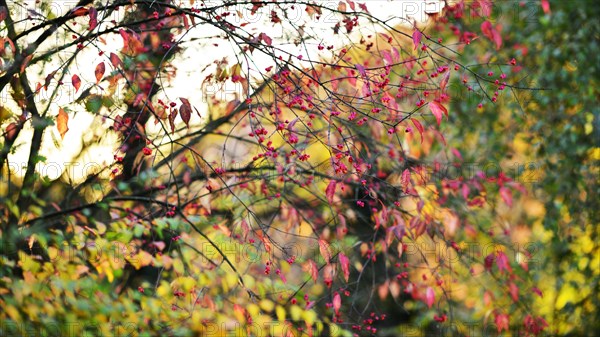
[72,74,81,92]
[20,54,33,74]
[260,33,272,46]
[94,62,105,83]
[88,7,98,30]
[429,101,447,126]
[412,29,422,50]
[109,52,123,68]
[541,0,551,14]
[183,14,189,30]
[339,252,350,282]
[70,6,89,17]
[347,0,356,10]
[5,123,18,142]
[425,286,435,308]
[0,6,7,22]
[484,253,495,271]
[495,313,510,333]
[43,71,56,90]
[119,29,129,47]
[509,282,519,302]
[532,286,543,298]
[333,292,341,315]
[179,98,192,127]
[325,179,336,204]
[169,109,178,133]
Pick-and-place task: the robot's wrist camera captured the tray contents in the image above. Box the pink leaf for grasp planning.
[361,82,371,97]
[499,186,513,207]
[381,50,393,65]
[346,69,357,87]
[240,219,250,240]
[481,21,493,40]
[391,47,400,62]
[481,21,502,50]
[425,286,435,308]
[305,259,318,283]
[325,180,336,204]
[355,63,366,77]
[440,68,450,92]
[401,169,410,187]
[541,0,551,14]
[496,251,512,274]
[451,148,463,160]
[287,117,299,131]
[318,239,332,263]
[336,214,347,239]
[333,292,341,315]
[411,118,424,144]
[412,29,422,50]
[429,101,447,126]
[462,183,470,199]
[339,252,350,282]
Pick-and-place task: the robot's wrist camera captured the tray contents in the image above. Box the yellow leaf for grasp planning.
[5,305,21,321]
[57,108,69,139]
[289,305,302,321]
[259,299,274,312]
[275,305,286,322]
[302,310,317,326]
[556,284,577,310]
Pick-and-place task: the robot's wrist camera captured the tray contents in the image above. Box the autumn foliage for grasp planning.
[0,1,598,336]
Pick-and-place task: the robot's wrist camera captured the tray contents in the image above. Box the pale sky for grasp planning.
[2,0,443,182]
